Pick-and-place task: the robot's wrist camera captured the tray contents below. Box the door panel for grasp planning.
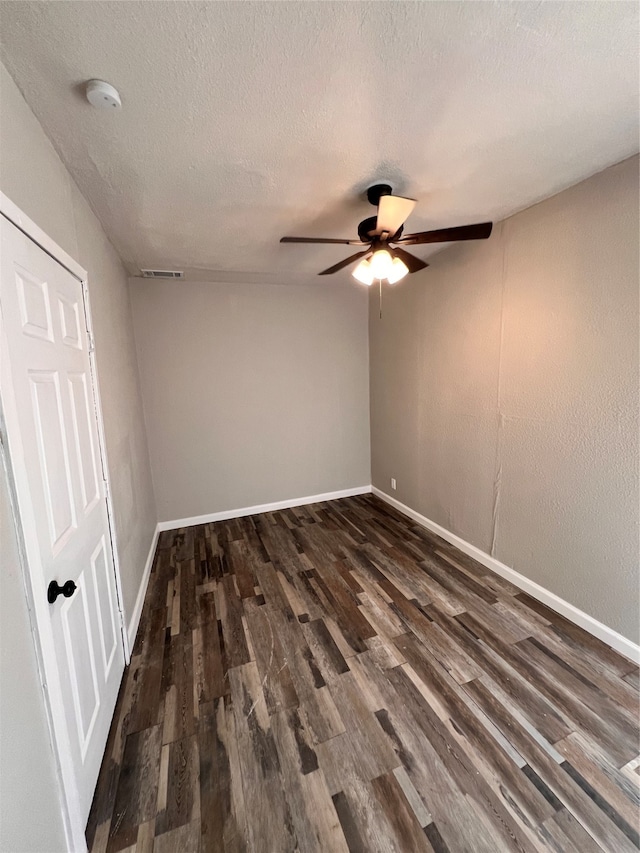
[59,292,82,349]
[90,535,119,679]
[1,216,125,831]
[60,575,101,759]
[16,264,53,341]
[29,369,77,549]
[68,371,100,514]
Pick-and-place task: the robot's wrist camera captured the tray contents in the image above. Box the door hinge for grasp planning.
[87,330,95,353]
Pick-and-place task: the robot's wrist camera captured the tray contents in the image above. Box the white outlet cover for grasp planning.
[391,478,397,490]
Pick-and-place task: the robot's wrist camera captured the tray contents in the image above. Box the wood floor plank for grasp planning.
[218,575,251,669]
[393,632,559,828]
[155,734,200,836]
[371,771,436,852]
[199,701,231,853]
[325,671,400,784]
[542,807,604,853]
[215,695,250,852]
[244,600,299,715]
[352,660,506,852]
[301,617,350,679]
[386,664,542,853]
[106,726,162,852]
[153,819,201,853]
[127,605,167,734]
[86,662,137,848]
[331,790,368,852]
[228,661,297,851]
[271,709,349,852]
[311,562,377,651]
[161,634,196,744]
[465,678,639,853]
[193,617,226,705]
[179,558,198,634]
[87,494,640,853]
[227,539,258,599]
[266,605,346,744]
[521,635,639,735]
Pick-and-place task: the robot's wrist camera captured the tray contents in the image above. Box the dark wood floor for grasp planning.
[87,494,640,852]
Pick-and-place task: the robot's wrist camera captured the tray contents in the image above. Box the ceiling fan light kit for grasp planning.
[280,183,493,286]
[353,250,410,286]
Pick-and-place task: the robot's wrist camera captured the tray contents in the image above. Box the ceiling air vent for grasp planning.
[140,269,184,279]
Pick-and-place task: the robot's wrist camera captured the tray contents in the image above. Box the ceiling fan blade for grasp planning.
[375,195,417,237]
[391,246,429,273]
[280,236,365,245]
[318,250,370,275]
[398,222,493,245]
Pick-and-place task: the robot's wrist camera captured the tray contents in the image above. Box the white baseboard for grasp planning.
[157,485,373,532]
[372,487,640,665]
[126,523,160,655]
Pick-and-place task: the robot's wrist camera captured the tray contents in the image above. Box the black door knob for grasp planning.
[47,579,77,604]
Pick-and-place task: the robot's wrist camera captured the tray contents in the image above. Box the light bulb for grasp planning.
[369,250,394,280]
[387,257,409,284]
[352,257,374,285]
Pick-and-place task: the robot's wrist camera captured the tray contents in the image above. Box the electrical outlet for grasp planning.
[391,478,397,490]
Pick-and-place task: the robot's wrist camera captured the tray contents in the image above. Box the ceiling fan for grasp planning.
[280,184,493,285]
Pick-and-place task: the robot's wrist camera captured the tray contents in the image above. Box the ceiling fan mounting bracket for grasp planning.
[366,184,393,206]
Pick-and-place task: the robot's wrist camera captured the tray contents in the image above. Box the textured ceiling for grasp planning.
[1,1,638,280]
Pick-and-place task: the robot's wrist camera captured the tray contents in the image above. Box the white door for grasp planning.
[0,215,125,841]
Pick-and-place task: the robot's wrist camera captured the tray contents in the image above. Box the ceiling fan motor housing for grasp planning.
[366,183,393,206]
[359,185,404,240]
[358,215,403,243]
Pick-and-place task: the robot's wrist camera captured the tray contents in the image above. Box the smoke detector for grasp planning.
[86,79,121,109]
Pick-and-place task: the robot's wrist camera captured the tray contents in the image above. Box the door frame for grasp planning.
[0,192,128,852]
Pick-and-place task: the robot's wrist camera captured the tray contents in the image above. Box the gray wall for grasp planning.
[0,464,67,852]
[0,61,156,623]
[130,279,371,522]
[370,155,639,643]
[0,61,156,850]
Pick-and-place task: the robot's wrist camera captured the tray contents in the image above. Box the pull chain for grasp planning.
[379,278,383,319]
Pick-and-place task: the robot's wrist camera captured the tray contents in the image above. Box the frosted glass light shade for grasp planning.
[387,257,409,284]
[369,250,394,279]
[352,258,374,285]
